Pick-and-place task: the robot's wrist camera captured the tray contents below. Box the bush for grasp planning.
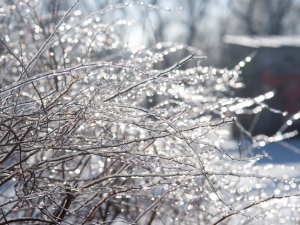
[0,1,299,224]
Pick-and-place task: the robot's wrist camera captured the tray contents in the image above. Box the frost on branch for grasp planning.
[0,1,300,225]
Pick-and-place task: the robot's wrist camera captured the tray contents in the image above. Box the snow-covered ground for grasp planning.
[218,138,300,225]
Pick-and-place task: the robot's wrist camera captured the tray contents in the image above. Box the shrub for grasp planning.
[0,1,299,224]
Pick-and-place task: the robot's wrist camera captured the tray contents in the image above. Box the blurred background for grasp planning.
[22,0,300,162]
[53,0,300,133]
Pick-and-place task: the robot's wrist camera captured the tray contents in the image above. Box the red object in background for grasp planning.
[261,70,300,114]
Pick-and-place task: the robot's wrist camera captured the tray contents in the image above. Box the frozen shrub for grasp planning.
[0,1,300,224]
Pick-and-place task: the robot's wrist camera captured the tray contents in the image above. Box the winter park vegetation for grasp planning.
[1,0,300,224]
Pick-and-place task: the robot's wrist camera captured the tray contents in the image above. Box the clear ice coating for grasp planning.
[0,1,300,225]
